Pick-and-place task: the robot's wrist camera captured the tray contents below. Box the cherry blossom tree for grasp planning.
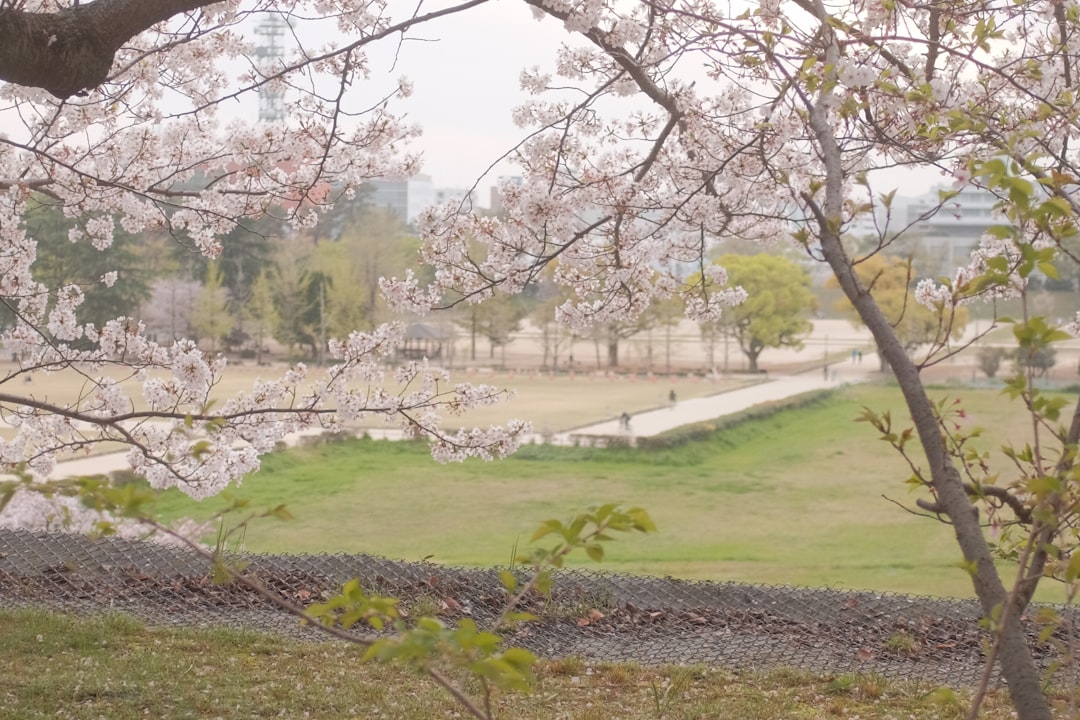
[0,0,529,522]
[395,3,1080,718]
[3,1,1080,718]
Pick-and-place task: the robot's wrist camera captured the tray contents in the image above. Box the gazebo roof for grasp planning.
[404,323,448,340]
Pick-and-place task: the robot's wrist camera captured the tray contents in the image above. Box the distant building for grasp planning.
[361,175,478,224]
[903,186,1001,276]
[846,186,1003,278]
[364,175,435,225]
[435,186,477,208]
[489,176,524,216]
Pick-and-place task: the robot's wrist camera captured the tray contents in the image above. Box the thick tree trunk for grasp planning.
[828,239,1048,717]
[799,9,1049,711]
[745,351,759,373]
[808,106,1052,720]
[0,0,216,98]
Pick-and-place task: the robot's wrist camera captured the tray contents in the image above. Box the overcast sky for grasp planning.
[363,1,947,200]
[361,0,580,197]
[0,1,942,204]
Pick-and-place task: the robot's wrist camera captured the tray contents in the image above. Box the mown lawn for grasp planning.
[150,382,1074,600]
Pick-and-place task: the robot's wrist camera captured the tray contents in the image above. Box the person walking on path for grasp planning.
[669,389,677,408]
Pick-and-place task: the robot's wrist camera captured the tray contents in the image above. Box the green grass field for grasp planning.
[151,382,1073,601]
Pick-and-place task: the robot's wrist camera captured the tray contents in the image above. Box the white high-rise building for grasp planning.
[904,187,1001,277]
[365,175,435,225]
[845,186,1003,277]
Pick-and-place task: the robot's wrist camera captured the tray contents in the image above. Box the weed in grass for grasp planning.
[766,666,819,689]
[600,662,641,687]
[857,673,888,699]
[649,666,695,719]
[824,672,889,700]
[922,687,968,719]
[546,656,586,676]
[884,630,920,655]
[825,673,858,697]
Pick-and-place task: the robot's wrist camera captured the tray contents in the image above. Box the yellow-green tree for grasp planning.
[707,254,817,373]
[191,260,234,355]
[329,208,419,334]
[829,255,967,370]
[244,269,279,364]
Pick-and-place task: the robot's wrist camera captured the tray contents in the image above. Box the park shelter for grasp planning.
[398,323,447,361]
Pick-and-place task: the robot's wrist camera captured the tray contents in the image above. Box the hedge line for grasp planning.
[634,387,839,450]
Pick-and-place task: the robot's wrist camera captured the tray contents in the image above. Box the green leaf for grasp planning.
[501,647,537,670]
[1037,260,1059,279]
[534,571,553,598]
[627,507,657,533]
[982,224,1015,240]
[1027,476,1061,498]
[1065,553,1080,584]
[499,569,517,593]
[529,519,562,543]
[191,440,213,459]
[270,504,293,521]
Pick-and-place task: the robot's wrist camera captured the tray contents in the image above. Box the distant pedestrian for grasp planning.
[669,389,677,408]
[851,349,857,364]
[619,412,632,432]
[857,349,863,363]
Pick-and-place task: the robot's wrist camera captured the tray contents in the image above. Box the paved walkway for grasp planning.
[554,354,879,443]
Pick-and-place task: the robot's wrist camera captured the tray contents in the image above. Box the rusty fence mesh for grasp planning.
[0,529,1073,686]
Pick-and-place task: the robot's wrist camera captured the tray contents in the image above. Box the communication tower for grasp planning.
[253,14,289,123]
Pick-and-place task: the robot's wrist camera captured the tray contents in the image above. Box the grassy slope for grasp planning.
[154,383,1068,600]
[0,609,1022,720]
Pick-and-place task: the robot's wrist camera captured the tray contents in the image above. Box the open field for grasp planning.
[0,361,749,442]
[0,608,1024,720]
[396,370,752,432]
[152,382,1076,600]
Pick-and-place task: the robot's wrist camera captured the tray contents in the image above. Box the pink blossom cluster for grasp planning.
[0,1,533,532]
[914,232,1028,313]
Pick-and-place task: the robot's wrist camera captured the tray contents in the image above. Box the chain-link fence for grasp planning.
[0,529,1070,686]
